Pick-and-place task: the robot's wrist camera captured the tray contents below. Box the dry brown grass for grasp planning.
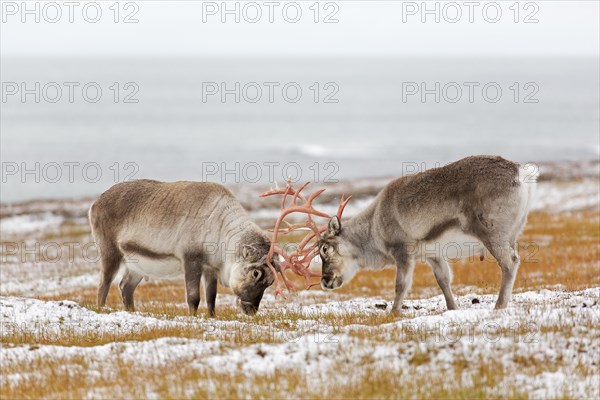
[2,210,599,399]
[0,350,532,400]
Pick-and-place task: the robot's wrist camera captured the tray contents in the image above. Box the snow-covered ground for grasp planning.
[1,161,599,398]
[1,288,599,398]
[532,178,600,212]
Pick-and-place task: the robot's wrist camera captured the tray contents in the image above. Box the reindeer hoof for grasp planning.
[390,309,402,317]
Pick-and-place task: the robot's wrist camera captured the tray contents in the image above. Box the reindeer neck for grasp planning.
[341,200,388,268]
[224,219,264,260]
[218,216,268,286]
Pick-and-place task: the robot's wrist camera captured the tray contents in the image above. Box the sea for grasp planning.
[1,56,598,202]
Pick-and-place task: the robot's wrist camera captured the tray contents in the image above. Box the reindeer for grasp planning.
[89,179,280,316]
[316,155,537,312]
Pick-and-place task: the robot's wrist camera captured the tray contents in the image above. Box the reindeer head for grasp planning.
[229,235,278,315]
[318,216,359,290]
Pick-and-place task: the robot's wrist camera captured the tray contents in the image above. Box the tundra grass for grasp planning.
[1,210,599,399]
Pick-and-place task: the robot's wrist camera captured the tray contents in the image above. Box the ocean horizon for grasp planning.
[2,56,598,202]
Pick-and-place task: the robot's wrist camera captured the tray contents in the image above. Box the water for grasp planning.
[1,57,598,202]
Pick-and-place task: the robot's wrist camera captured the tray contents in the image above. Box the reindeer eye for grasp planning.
[252,269,262,280]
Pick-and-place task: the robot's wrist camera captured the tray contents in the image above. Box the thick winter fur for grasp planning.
[89,180,275,316]
[319,156,538,311]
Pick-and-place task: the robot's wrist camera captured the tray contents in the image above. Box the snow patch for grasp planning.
[0,212,64,235]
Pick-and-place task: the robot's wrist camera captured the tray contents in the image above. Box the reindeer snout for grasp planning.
[239,300,258,316]
[321,275,342,290]
[321,277,333,289]
[237,296,262,316]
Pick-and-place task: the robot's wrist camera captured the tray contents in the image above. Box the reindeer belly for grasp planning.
[124,255,183,279]
[118,239,184,279]
[419,228,484,260]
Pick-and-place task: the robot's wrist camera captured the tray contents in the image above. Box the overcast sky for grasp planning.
[1,1,598,56]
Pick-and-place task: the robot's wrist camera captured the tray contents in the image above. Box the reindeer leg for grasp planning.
[487,242,520,309]
[391,247,416,314]
[119,268,144,311]
[184,253,204,316]
[427,257,459,310]
[98,241,123,308]
[204,271,218,318]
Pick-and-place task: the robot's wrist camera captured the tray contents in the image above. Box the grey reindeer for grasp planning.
[318,155,537,312]
[89,180,277,316]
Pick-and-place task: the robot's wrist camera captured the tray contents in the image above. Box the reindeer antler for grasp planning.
[260,179,352,298]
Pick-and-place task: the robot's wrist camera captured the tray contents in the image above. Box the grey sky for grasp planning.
[1,1,599,56]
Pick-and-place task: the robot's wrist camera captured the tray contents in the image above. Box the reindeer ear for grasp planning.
[328,216,341,236]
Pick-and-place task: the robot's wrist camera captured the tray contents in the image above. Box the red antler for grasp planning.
[260,179,352,298]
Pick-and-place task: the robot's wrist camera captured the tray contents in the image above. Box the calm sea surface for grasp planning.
[1,57,598,202]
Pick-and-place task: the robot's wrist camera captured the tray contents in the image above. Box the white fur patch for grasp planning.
[418,228,485,261]
[518,164,538,220]
[124,255,183,279]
